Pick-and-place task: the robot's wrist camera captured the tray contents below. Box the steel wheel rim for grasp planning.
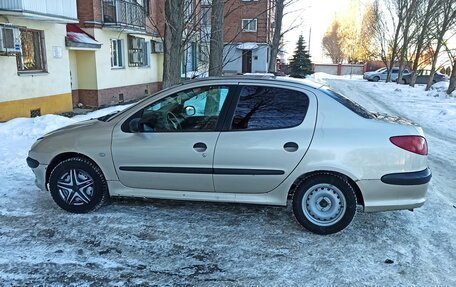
[57,169,94,206]
[302,183,346,226]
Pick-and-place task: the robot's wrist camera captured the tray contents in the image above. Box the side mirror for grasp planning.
[184,106,196,116]
[129,118,142,133]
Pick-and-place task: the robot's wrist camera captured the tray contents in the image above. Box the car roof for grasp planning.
[181,75,325,90]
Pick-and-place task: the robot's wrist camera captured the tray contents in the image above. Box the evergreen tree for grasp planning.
[289,35,313,78]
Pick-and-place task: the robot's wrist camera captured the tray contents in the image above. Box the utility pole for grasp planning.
[308,27,312,54]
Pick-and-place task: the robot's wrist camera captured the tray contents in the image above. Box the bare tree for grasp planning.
[372,0,393,68]
[322,20,344,64]
[448,62,456,95]
[409,0,439,86]
[208,0,224,76]
[442,37,456,94]
[268,0,285,73]
[396,0,419,84]
[425,0,456,90]
[386,0,407,82]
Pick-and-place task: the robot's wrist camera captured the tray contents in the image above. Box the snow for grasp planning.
[1,79,455,285]
[67,32,101,45]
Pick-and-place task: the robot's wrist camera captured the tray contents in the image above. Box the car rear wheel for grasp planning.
[49,157,108,213]
[292,173,357,234]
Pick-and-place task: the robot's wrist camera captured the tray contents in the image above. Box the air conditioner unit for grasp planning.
[151,40,163,53]
[0,26,22,55]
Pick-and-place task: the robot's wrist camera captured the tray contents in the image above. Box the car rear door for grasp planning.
[212,83,317,194]
[111,85,233,192]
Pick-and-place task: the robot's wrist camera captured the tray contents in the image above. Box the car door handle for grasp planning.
[193,142,207,152]
[283,142,299,152]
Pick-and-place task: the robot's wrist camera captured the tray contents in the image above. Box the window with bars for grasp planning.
[16,29,46,72]
[241,19,257,32]
[128,36,149,67]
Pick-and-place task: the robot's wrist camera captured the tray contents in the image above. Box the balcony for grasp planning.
[0,0,78,22]
[102,0,146,31]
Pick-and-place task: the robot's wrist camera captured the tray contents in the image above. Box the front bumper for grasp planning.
[26,156,47,191]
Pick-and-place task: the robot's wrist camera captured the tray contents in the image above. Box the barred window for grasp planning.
[16,29,46,72]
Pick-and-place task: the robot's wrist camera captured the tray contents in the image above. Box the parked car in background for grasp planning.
[364,67,410,82]
[27,76,431,235]
[399,70,449,85]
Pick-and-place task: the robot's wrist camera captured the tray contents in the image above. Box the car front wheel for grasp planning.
[49,157,109,213]
[292,173,357,234]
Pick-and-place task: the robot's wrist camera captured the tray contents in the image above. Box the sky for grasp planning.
[282,0,351,63]
[282,0,355,63]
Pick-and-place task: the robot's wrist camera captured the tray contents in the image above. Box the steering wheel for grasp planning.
[166,112,182,130]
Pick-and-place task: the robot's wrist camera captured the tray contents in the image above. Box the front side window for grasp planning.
[242,19,257,32]
[230,86,309,130]
[111,39,124,68]
[16,29,46,72]
[139,86,230,132]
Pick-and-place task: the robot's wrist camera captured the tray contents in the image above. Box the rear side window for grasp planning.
[320,87,374,119]
[230,86,309,130]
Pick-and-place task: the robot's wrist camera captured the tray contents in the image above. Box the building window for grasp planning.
[241,19,257,32]
[184,0,194,23]
[128,36,149,67]
[111,39,124,68]
[16,29,46,72]
[182,42,197,73]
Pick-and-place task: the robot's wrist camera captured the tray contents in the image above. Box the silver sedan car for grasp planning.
[27,77,431,234]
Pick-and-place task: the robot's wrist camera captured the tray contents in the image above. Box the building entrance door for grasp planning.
[242,50,252,73]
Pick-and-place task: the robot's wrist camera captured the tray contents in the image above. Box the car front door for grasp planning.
[111,85,232,192]
[213,84,317,194]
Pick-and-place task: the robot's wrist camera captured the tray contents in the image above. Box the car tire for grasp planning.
[292,173,357,235]
[49,157,109,213]
[373,76,380,82]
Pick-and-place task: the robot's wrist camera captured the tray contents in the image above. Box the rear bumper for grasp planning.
[381,168,432,185]
[358,174,430,213]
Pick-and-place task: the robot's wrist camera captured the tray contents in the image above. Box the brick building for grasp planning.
[222,0,274,74]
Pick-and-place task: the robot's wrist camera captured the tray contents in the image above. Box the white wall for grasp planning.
[0,17,71,102]
[93,29,162,90]
[222,44,269,74]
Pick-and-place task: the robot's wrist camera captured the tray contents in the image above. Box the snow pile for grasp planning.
[308,72,363,84]
[0,115,75,140]
[427,81,455,98]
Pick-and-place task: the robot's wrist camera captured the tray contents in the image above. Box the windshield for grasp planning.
[319,86,375,119]
[376,67,387,73]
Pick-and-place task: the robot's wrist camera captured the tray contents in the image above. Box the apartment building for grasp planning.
[0,0,78,121]
[72,0,163,107]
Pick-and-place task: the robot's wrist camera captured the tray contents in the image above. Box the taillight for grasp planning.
[390,136,428,155]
